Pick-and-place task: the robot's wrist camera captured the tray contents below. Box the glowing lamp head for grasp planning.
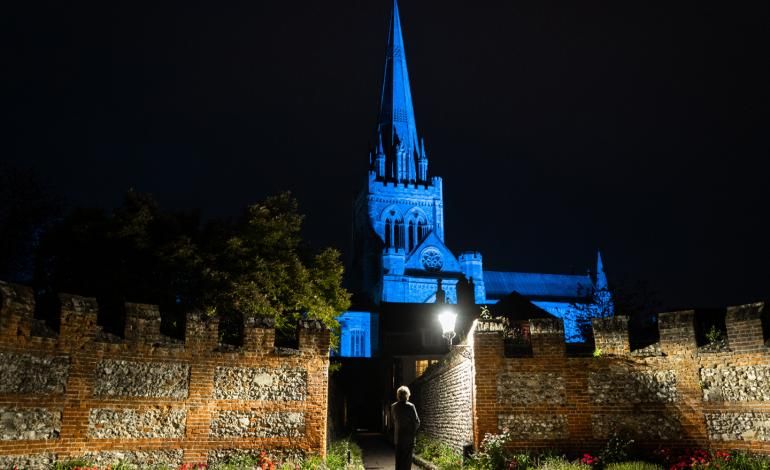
[438,309,457,345]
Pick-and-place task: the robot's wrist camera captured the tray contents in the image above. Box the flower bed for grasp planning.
[43,439,365,470]
[414,432,770,470]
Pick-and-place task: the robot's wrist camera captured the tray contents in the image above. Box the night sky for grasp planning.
[7,0,769,310]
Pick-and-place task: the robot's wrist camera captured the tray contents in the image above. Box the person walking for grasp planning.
[390,385,420,470]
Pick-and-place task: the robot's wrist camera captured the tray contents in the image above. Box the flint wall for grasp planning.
[411,302,770,454]
[0,281,330,469]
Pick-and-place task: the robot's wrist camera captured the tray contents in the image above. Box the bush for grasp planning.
[414,434,462,470]
[210,454,263,470]
[604,462,663,470]
[600,434,635,464]
[536,456,591,470]
[708,450,770,470]
[326,438,364,470]
[467,431,512,469]
[52,460,96,470]
[509,453,534,470]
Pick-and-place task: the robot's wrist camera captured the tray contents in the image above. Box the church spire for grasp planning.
[595,251,608,290]
[375,0,424,183]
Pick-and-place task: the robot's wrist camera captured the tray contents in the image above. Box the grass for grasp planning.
[46,439,364,470]
[605,462,664,470]
[414,434,463,470]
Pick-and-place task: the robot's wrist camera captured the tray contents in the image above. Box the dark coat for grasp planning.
[390,400,420,446]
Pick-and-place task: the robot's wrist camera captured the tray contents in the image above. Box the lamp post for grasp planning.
[438,308,457,347]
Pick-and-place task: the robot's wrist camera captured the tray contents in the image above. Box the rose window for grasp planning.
[420,248,444,272]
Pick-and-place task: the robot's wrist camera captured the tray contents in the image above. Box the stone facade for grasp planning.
[706,412,770,442]
[88,408,187,439]
[700,365,770,402]
[411,304,770,455]
[0,407,61,440]
[592,414,680,440]
[498,414,568,440]
[588,367,677,403]
[93,359,190,398]
[213,366,307,401]
[498,372,565,405]
[81,450,184,467]
[410,349,474,451]
[210,410,305,438]
[0,352,69,394]
[0,280,331,465]
[0,453,56,470]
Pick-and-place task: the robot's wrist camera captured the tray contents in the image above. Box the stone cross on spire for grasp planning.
[375,0,427,183]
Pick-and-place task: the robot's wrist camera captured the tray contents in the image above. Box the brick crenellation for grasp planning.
[0,280,331,469]
[411,302,770,455]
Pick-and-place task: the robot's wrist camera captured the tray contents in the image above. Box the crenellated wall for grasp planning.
[411,301,770,454]
[0,281,330,469]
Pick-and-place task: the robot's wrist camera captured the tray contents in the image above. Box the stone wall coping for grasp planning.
[0,280,331,353]
[726,302,764,322]
[467,302,766,358]
[529,318,564,335]
[658,310,696,327]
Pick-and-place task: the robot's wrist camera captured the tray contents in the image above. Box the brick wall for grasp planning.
[0,281,330,469]
[411,301,770,454]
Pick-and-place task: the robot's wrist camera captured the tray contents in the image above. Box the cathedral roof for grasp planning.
[483,271,594,301]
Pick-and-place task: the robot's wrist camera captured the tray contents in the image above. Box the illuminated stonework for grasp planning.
[338,0,613,355]
[421,248,443,272]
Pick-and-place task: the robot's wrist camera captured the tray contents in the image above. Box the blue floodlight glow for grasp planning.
[337,1,613,355]
[336,311,376,358]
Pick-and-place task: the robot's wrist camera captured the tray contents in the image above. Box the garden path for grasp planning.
[357,432,396,469]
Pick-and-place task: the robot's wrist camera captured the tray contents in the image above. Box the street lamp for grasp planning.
[438,308,457,347]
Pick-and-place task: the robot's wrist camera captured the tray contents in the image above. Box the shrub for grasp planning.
[298,456,325,470]
[468,430,512,469]
[52,460,96,470]
[600,433,635,464]
[414,434,462,470]
[705,325,724,345]
[209,454,261,470]
[604,462,663,470]
[709,450,770,470]
[536,456,591,470]
[326,438,364,470]
[509,453,534,470]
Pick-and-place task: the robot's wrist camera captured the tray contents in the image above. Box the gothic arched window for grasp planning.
[405,208,430,250]
[384,220,392,248]
[418,219,427,243]
[394,221,404,249]
[350,328,365,357]
[382,207,405,250]
[408,221,415,252]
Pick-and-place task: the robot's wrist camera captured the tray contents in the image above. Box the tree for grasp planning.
[35,190,203,335]
[571,279,662,345]
[200,193,350,341]
[0,162,59,282]
[35,191,350,343]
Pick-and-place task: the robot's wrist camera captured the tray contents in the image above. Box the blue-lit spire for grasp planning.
[596,251,608,290]
[376,0,425,183]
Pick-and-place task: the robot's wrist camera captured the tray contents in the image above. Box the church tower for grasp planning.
[340,1,612,356]
[352,0,463,304]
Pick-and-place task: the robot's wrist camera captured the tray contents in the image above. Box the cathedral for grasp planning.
[337,1,611,357]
